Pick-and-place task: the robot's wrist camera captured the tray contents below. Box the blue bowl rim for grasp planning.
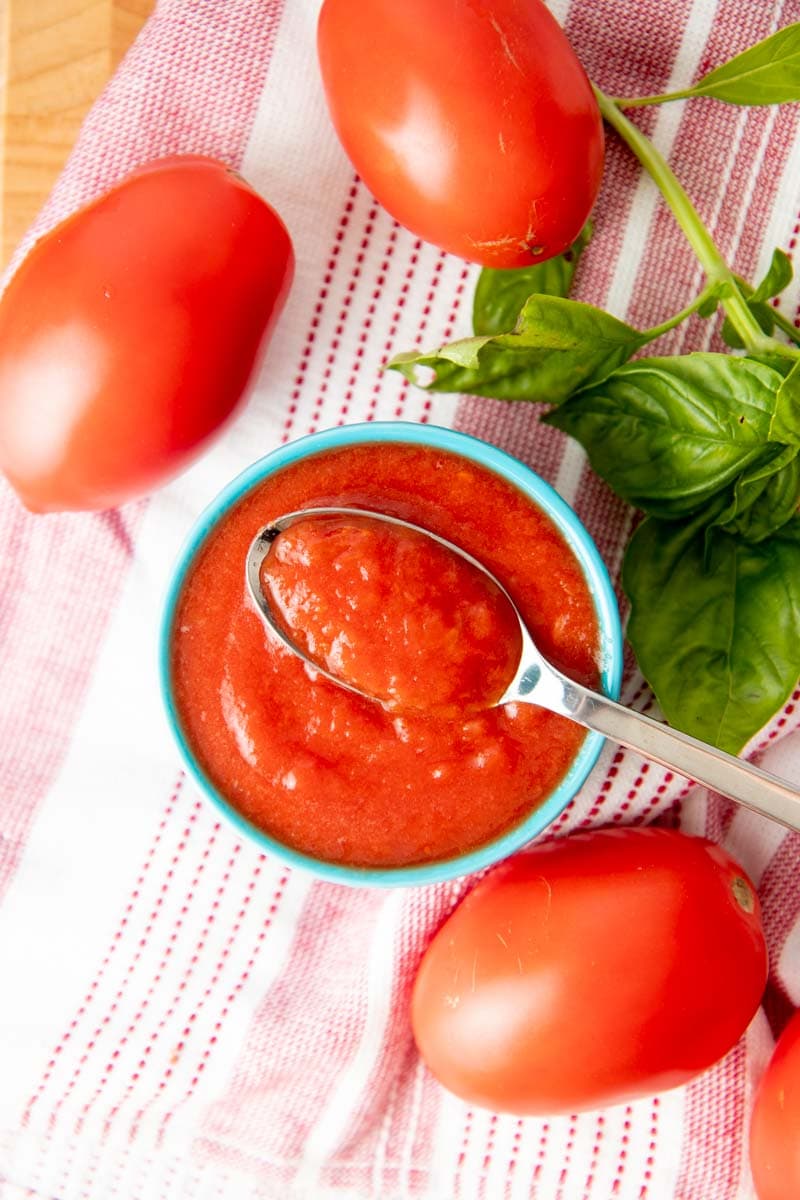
[159,421,623,888]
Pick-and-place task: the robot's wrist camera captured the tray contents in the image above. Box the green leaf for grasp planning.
[728,457,800,542]
[746,351,800,377]
[697,289,724,318]
[721,305,775,349]
[473,223,592,335]
[545,353,784,517]
[769,359,800,443]
[388,295,648,405]
[623,513,800,753]
[750,248,794,303]
[712,445,800,542]
[685,23,800,105]
[722,256,795,348]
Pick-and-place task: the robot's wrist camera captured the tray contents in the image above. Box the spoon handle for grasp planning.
[568,686,800,832]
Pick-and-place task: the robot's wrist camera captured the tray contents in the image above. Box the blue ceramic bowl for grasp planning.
[160,422,623,887]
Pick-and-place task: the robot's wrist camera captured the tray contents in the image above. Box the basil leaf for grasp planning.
[389,295,647,404]
[697,290,724,318]
[747,351,800,377]
[623,513,800,753]
[545,353,783,516]
[684,24,800,105]
[473,223,593,335]
[769,359,800,443]
[728,458,800,542]
[713,445,800,542]
[751,249,794,303]
[722,258,795,348]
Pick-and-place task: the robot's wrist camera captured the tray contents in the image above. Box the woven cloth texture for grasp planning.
[2,1,800,1197]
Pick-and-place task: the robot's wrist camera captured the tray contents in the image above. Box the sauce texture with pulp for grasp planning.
[262,513,523,716]
[171,443,600,867]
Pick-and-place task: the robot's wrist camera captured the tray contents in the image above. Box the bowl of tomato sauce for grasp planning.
[160,423,623,886]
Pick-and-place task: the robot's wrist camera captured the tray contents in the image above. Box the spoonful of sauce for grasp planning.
[248,507,800,833]
[251,507,522,717]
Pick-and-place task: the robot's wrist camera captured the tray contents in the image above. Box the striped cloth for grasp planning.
[1,1,800,1196]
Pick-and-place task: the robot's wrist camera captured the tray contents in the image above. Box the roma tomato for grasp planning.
[317,0,604,268]
[412,827,767,1115]
[0,156,293,513]
[750,1008,800,1200]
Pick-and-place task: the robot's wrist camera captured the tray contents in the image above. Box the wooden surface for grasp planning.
[1,0,154,266]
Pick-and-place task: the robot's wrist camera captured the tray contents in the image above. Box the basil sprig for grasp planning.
[722,251,800,350]
[686,25,800,105]
[611,25,800,108]
[390,238,800,751]
[389,20,800,753]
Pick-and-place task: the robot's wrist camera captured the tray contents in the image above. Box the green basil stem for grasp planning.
[607,89,699,109]
[640,283,721,342]
[772,308,800,348]
[593,85,775,354]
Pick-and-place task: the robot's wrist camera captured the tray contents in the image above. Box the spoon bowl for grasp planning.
[247,506,523,709]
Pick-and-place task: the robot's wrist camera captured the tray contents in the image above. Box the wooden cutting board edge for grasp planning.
[1,0,154,267]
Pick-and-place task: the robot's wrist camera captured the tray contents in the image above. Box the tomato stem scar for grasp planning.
[731,876,756,913]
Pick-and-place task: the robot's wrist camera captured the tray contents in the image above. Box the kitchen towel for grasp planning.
[2,1,800,1197]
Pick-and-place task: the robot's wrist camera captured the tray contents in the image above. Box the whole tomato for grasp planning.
[317,0,604,268]
[750,1008,800,1200]
[412,827,767,1115]
[0,156,293,513]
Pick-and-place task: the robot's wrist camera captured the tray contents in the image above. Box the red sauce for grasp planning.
[262,513,522,716]
[171,442,600,868]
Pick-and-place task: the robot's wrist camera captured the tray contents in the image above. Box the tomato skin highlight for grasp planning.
[411,827,767,1115]
[0,156,294,513]
[750,1008,800,1200]
[317,0,604,268]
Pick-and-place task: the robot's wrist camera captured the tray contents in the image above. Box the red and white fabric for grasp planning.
[1,0,800,1196]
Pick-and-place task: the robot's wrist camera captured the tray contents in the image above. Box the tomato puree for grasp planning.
[262,513,522,716]
[171,442,600,868]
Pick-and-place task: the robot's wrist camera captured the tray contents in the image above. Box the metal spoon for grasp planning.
[247,507,800,833]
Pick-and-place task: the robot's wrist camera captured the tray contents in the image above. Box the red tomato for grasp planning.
[0,156,293,513]
[317,0,604,268]
[750,1008,800,1200]
[412,827,767,1115]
